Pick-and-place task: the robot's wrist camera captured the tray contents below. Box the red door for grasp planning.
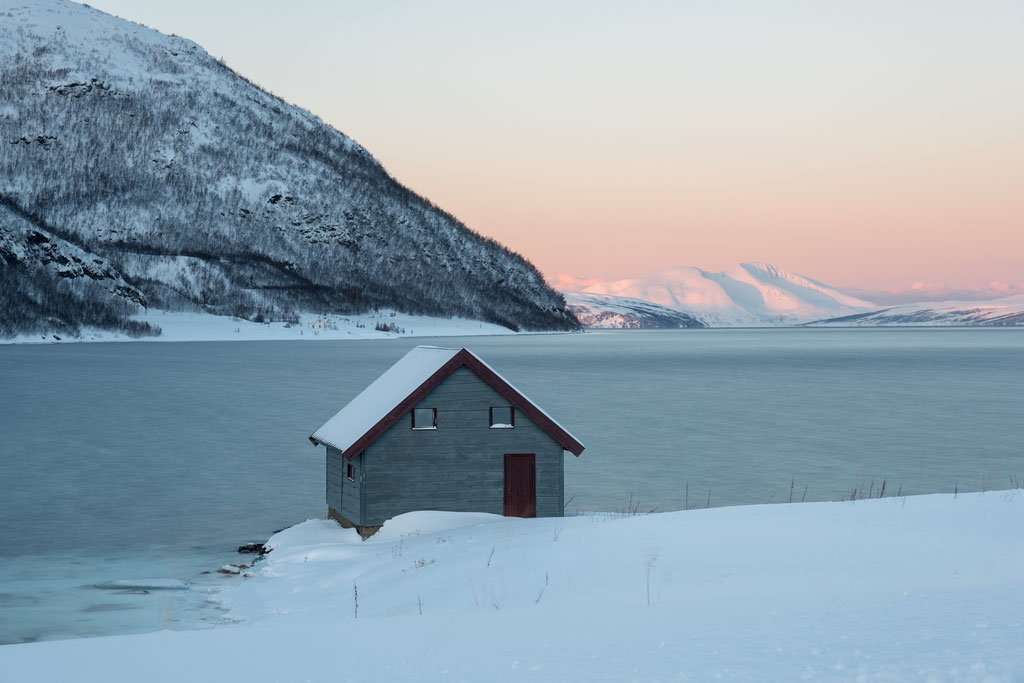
[504,453,536,518]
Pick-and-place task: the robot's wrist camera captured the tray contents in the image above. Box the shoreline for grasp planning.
[3,492,1020,680]
[0,309,577,346]
[5,318,1020,346]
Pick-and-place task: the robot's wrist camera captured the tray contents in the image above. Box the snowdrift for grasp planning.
[2,492,1021,681]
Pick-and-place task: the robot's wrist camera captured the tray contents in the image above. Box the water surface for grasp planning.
[1,328,1021,643]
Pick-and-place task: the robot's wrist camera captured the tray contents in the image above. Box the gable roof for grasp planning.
[310,346,585,460]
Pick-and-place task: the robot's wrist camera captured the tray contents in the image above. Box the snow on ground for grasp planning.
[1,492,1021,681]
[1,310,520,344]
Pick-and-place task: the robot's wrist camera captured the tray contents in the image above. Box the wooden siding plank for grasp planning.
[365,431,554,448]
[367,498,563,517]
[326,446,343,512]
[364,482,560,494]
[360,367,566,526]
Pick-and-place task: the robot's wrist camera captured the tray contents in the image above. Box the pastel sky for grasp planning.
[83,0,1024,298]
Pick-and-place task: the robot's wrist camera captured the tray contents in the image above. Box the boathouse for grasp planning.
[309,346,585,536]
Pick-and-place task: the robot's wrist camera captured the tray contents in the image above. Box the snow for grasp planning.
[2,492,1021,681]
[559,265,1024,328]
[310,345,461,453]
[0,310,521,345]
[561,291,706,328]
[1,0,579,339]
[809,293,1024,327]
[260,518,360,553]
[371,510,505,542]
[735,262,875,310]
[557,262,878,327]
[0,0,208,90]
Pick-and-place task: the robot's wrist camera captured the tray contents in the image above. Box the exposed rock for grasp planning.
[237,543,267,555]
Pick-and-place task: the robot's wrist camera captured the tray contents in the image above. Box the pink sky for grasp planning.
[85,0,1024,297]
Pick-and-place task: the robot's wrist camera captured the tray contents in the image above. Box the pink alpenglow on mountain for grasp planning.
[555,262,876,327]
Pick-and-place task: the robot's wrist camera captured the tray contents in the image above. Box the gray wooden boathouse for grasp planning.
[309,346,585,536]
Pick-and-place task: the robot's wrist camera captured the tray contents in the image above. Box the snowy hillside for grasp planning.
[556,262,876,327]
[561,291,706,329]
[2,492,1021,681]
[0,0,578,339]
[810,293,1024,327]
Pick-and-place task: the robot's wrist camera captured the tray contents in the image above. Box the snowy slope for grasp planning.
[1,492,1021,681]
[562,291,707,329]
[557,262,876,327]
[0,0,578,338]
[809,293,1024,327]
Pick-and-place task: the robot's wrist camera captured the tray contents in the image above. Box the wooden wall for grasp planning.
[325,444,361,524]
[359,367,565,526]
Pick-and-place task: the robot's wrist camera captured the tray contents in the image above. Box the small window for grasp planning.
[412,407,437,430]
[346,463,355,482]
[489,406,514,429]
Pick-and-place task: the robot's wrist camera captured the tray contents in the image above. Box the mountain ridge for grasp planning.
[554,262,876,327]
[0,0,579,338]
[556,264,1024,328]
[806,293,1024,327]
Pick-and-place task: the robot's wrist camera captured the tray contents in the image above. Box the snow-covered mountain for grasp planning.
[555,263,876,327]
[559,292,707,329]
[0,0,578,338]
[809,294,1024,327]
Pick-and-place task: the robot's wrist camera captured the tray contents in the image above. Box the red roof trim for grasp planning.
[335,348,584,461]
[460,351,584,457]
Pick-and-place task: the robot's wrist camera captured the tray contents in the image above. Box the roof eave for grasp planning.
[338,351,470,461]
[458,350,585,456]
[325,347,585,461]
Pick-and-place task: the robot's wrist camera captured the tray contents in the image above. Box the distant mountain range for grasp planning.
[0,0,578,339]
[808,295,1024,327]
[554,264,1024,328]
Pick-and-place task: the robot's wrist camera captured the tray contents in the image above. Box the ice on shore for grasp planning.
[95,579,189,591]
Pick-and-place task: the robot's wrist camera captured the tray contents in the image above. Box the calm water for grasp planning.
[1,328,1022,643]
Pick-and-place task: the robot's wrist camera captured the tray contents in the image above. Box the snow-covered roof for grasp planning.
[311,346,460,454]
[310,346,584,458]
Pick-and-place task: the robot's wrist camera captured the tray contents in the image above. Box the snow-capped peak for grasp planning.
[558,263,877,327]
